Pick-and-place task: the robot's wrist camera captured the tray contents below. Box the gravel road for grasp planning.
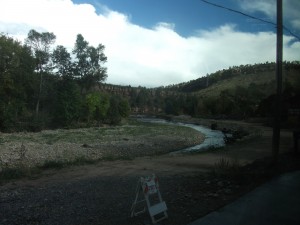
[0,172,248,225]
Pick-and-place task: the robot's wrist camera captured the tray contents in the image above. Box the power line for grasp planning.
[199,0,300,41]
[282,25,300,41]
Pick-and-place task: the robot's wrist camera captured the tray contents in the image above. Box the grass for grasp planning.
[0,127,105,145]
[214,157,241,172]
[211,157,244,183]
[0,120,202,183]
[0,152,136,183]
[39,156,96,169]
[0,161,40,183]
[0,167,27,181]
[100,153,134,161]
[0,120,197,145]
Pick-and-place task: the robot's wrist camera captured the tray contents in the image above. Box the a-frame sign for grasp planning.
[131,174,168,224]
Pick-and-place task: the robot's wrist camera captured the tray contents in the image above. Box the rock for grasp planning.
[217,181,224,187]
[224,189,232,194]
[82,143,92,148]
[208,193,219,197]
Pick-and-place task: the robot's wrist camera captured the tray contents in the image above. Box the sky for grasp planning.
[0,0,300,87]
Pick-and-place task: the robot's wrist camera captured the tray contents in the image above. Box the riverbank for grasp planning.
[0,120,204,171]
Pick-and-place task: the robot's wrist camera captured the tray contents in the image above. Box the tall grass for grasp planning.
[212,157,244,182]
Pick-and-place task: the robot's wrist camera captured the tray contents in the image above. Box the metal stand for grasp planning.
[131,174,168,224]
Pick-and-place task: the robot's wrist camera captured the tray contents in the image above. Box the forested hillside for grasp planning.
[168,62,300,121]
[165,62,299,93]
[97,62,300,126]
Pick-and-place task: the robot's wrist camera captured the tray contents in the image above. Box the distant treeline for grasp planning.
[99,61,300,126]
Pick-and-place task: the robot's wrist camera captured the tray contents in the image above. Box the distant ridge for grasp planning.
[93,62,299,122]
[162,61,300,94]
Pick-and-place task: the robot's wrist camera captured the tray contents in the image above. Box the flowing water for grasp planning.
[137,118,225,153]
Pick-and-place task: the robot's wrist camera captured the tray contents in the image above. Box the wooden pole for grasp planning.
[272,0,283,164]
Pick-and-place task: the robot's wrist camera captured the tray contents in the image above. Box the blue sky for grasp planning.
[73,0,298,37]
[74,0,248,36]
[0,0,300,87]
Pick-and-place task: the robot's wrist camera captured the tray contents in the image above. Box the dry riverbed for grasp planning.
[0,121,204,169]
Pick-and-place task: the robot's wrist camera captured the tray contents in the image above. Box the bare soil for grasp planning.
[0,120,299,225]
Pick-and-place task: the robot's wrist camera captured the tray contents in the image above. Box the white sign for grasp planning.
[131,174,168,224]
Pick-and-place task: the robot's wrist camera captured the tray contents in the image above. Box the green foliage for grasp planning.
[85,92,101,122]
[118,98,130,118]
[0,167,28,181]
[96,94,110,121]
[211,157,246,182]
[107,95,130,125]
[25,29,57,117]
[84,92,110,123]
[53,78,82,126]
[136,88,149,107]
[107,96,122,125]
[159,62,300,119]
[0,34,36,131]
[52,45,73,77]
[39,156,95,170]
[165,97,180,115]
[0,31,113,131]
[72,34,107,91]
[25,30,56,70]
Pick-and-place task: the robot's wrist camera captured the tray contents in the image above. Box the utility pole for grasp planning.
[272,0,283,164]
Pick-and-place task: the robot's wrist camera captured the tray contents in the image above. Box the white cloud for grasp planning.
[0,0,299,87]
[287,0,300,30]
[239,0,276,18]
[292,20,300,30]
[238,0,300,32]
[155,22,176,31]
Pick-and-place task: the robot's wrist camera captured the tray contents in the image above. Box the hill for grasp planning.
[98,61,300,124]
[164,61,300,95]
[194,67,299,98]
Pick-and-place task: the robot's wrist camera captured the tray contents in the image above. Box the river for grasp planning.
[137,118,225,154]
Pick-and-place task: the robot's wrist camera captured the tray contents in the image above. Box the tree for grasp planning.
[72,34,107,92]
[182,95,198,116]
[52,45,72,77]
[84,92,110,123]
[25,29,56,116]
[136,88,150,110]
[53,78,82,126]
[118,98,130,118]
[108,96,122,125]
[107,95,130,125]
[217,90,235,116]
[165,97,180,115]
[95,93,110,123]
[0,34,35,131]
